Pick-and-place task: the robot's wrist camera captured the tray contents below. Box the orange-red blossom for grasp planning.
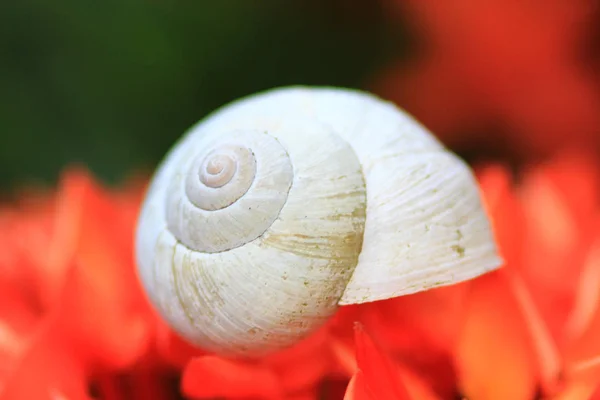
[1,153,600,399]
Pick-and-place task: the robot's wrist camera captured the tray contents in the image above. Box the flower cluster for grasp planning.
[1,152,600,399]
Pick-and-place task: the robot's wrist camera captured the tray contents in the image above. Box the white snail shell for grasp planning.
[135,86,501,358]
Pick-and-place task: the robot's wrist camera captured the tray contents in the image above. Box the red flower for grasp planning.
[0,169,153,399]
[2,152,600,399]
[454,153,600,399]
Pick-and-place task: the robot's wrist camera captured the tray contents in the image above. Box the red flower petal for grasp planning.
[344,371,371,400]
[0,326,89,400]
[330,336,357,378]
[286,388,319,400]
[566,238,600,343]
[455,271,538,400]
[564,239,600,385]
[476,164,525,268]
[181,356,282,399]
[506,270,562,394]
[265,324,333,393]
[358,285,468,397]
[154,319,204,369]
[352,323,412,400]
[553,379,600,400]
[50,170,152,370]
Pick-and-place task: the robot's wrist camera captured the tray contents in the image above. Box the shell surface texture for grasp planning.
[135,86,501,358]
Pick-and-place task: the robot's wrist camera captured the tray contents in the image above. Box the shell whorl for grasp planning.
[137,113,368,357]
[135,86,502,358]
[167,130,294,253]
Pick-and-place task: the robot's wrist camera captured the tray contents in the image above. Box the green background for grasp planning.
[0,0,411,190]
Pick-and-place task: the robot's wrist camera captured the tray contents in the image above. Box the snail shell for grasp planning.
[135,86,501,358]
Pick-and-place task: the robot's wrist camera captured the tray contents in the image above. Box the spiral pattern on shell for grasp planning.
[167,130,295,253]
[135,86,501,358]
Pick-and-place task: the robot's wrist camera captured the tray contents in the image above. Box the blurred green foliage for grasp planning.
[0,0,408,190]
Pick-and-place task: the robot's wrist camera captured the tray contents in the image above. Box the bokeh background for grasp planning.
[0,0,408,190]
[1,0,599,189]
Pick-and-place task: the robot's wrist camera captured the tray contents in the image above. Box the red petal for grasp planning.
[455,271,538,400]
[358,285,468,397]
[51,171,151,369]
[154,319,204,369]
[40,169,89,310]
[327,305,361,378]
[564,242,600,383]
[343,371,372,400]
[476,164,525,268]
[265,325,333,393]
[519,159,595,343]
[530,153,600,231]
[553,379,600,400]
[0,326,90,400]
[566,238,600,342]
[330,336,357,378]
[286,388,319,400]
[353,323,412,400]
[507,271,561,393]
[181,356,282,399]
